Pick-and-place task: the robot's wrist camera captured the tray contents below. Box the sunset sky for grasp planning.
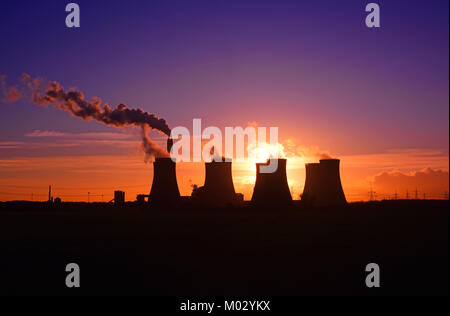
[1,0,448,202]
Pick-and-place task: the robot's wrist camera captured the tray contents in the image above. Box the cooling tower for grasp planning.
[149,138,180,206]
[251,158,292,206]
[318,159,346,206]
[301,159,347,207]
[193,159,241,206]
[301,163,321,204]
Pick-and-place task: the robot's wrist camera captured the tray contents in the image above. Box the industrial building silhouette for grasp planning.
[191,158,244,207]
[148,138,180,206]
[251,158,292,206]
[142,138,347,208]
[149,157,181,206]
[301,159,347,207]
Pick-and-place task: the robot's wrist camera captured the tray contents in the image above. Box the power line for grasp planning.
[0,184,150,190]
[368,188,376,201]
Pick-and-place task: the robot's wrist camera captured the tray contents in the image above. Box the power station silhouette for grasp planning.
[301,159,347,207]
[251,158,292,206]
[149,139,181,206]
[191,158,244,207]
[144,138,347,208]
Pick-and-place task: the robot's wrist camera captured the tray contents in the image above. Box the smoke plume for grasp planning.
[3,74,170,161]
[0,75,21,102]
[141,125,170,162]
[282,139,335,161]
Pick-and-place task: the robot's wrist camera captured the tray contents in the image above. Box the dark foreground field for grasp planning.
[0,200,448,296]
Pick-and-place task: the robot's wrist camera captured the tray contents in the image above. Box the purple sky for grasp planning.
[0,0,448,201]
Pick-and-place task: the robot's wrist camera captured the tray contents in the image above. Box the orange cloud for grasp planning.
[373,168,449,198]
[6,87,21,102]
[25,129,136,139]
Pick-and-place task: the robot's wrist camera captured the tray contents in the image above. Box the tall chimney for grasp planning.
[301,158,347,207]
[48,185,52,203]
[149,138,180,206]
[193,159,241,206]
[167,137,174,154]
[251,158,292,206]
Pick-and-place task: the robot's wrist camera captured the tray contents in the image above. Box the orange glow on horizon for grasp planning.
[0,144,448,203]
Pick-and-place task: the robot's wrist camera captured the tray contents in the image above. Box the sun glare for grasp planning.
[247,142,286,163]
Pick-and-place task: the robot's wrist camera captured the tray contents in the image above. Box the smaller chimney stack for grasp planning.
[48,185,53,203]
[167,137,174,155]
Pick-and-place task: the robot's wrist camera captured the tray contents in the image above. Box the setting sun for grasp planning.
[247,142,287,163]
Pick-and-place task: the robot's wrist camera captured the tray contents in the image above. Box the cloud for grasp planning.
[373,168,449,196]
[343,148,449,171]
[25,130,67,137]
[0,142,26,149]
[0,141,82,150]
[0,130,149,152]
[0,140,139,150]
[25,129,136,140]
[6,87,21,102]
[280,138,334,161]
[246,121,259,129]
[0,75,22,103]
